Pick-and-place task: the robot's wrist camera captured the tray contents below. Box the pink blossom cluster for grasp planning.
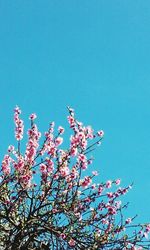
[14,106,24,141]
[40,122,57,157]
[1,154,11,175]
[25,123,41,165]
[39,159,54,179]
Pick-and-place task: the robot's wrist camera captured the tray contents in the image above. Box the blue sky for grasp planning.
[0,1,150,222]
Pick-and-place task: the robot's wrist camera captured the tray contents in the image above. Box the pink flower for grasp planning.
[68,239,75,247]
[29,113,37,120]
[78,131,85,140]
[115,200,122,209]
[20,174,32,188]
[146,224,150,232]
[84,197,91,203]
[80,139,87,150]
[7,145,14,153]
[115,179,121,185]
[67,116,75,127]
[46,158,54,167]
[81,162,88,170]
[97,130,104,137]
[98,185,103,195]
[81,176,92,188]
[92,171,98,176]
[55,137,63,146]
[46,159,54,173]
[40,164,47,173]
[91,184,96,189]
[108,206,116,215]
[86,126,94,139]
[67,183,73,189]
[60,167,70,177]
[60,233,66,239]
[70,167,78,179]
[107,192,114,198]
[88,159,93,165]
[53,174,59,179]
[78,154,86,162]
[58,126,65,134]
[14,106,21,114]
[125,218,132,224]
[48,146,56,157]
[106,180,112,188]
[143,232,149,239]
[70,147,77,156]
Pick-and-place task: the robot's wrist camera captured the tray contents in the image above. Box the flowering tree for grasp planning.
[0,106,149,250]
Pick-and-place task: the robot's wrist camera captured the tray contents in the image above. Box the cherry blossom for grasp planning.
[0,106,149,250]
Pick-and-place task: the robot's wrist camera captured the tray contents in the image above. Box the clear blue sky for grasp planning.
[0,1,150,222]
